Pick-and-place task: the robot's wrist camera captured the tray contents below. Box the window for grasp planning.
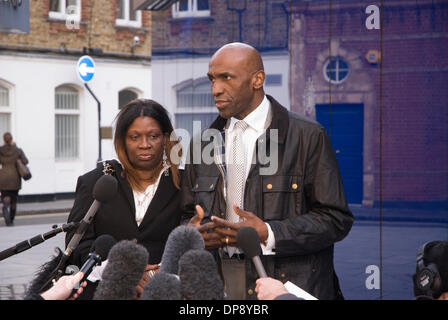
[175,79,217,147]
[172,0,210,18]
[265,74,282,86]
[177,81,214,108]
[118,89,138,109]
[49,0,81,22]
[324,56,350,84]
[55,86,79,160]
[116,0,142,28]
[0,84,11,138]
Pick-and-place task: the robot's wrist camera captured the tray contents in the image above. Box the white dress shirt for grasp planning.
[225,95,275,255]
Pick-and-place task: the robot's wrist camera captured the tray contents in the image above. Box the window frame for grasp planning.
[0,82,13,138]
[323,56,350,85]
[172,0,211,19]
[54,85,81,161]
[115,0,142,28]
[48,0,81,23]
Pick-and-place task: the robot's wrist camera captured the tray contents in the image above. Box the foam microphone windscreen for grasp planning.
[140,272,182,300]
[178,249,224,300]
[93,240,149,300]
[79,235,117,281]
[236,226,262,258]
[160,225,205,275]
[92,174,118,202]
[90,234,117,260]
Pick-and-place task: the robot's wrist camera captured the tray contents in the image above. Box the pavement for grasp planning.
[14,199,75,216]
[0,199,447,300]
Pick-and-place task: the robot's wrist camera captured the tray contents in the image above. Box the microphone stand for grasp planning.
[0,222,79,262]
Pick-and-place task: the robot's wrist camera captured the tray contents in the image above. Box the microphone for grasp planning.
[178,249,224,300]
[64,174,118,258]
[79,234,117,283]
[236,227,267,278]
[37,174,118,292]
[159,225,204,275]
[141,272,182,300]
[0,222,79,261]
[93,240,149,300]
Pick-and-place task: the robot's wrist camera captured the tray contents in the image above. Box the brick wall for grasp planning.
[298,1,448,203]
[151,0,289,54]
[0,0,152,56]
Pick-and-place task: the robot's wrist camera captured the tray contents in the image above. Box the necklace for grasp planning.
[136,184,157,208]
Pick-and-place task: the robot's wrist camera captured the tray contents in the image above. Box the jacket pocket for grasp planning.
[261,175,300,220]
[192,176,219,218]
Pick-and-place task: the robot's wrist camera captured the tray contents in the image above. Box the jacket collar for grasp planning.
[107,160,177,229]
[208,94,289,144]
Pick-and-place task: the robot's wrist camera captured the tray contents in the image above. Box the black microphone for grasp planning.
[79,234,117,283]
[178,249,224,300]
[64,174,118,258]
[0,222,79,261]
[38,174,118,292]
[141,272,182,300]
[236,226,268,278]
[93,240,149,300]
[159,225,204,275]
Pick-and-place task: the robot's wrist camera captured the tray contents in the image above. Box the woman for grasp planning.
[0,132,29,226]
[65,99,183,299]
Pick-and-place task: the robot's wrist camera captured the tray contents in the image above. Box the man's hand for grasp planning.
[255,277,289,300]
[187,205,223,249]
[211,204,268,246]
[135,264,160,299]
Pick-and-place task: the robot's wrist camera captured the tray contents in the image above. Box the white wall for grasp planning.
[0,53,151,195]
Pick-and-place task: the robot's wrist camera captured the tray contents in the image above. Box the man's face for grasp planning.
[207,49,257,120]
[125,116,164,171]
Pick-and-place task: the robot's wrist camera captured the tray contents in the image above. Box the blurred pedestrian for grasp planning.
[0,132,29,226]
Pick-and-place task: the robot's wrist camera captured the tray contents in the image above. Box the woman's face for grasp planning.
[125,116,165,171]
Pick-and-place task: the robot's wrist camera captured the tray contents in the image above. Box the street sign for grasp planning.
[77,55,96,83]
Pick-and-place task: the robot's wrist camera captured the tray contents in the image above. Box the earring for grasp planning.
[163,148,170,176]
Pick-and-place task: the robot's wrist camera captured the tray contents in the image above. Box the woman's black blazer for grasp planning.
[65,160,182,267]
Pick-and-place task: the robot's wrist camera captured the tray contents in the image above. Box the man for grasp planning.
[181,42,353,300]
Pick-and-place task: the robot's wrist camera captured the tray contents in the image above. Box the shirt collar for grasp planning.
[227,95,270,133]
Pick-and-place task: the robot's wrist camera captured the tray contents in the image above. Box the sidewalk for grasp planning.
[15,199,74,216]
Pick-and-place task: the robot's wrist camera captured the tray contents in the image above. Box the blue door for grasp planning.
[315,104,364,204]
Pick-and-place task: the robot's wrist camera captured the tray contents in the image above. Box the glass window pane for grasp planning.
[0,86,9,106]
[130,0,138,21]
[118,90,138,109]
[55,114,79,159]
[65,0,77,13]
[55,86,78,110]
[178,82,214,108]
[178,0,189,11]
[116,0,124,19]
[0,113,10,139]
[49,0,60,12]
[197,0,209,11]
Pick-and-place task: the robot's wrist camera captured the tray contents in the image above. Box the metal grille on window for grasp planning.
[55,86,79,160]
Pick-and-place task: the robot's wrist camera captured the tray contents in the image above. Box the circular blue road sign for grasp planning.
[77,55,96,83]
